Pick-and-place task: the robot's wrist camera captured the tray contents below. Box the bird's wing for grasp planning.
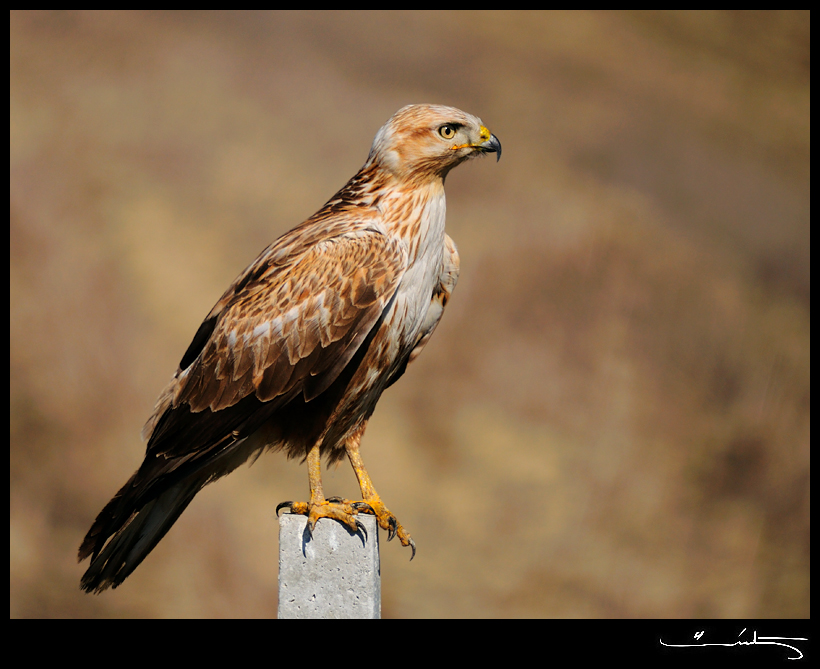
[406,232,460,365]
[147,227,407,441]
[181,229,406,410]
[383,233,459,392]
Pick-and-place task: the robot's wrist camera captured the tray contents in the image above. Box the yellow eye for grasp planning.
[438,124,456,140]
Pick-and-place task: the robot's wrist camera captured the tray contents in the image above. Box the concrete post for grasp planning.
[277,513,380,619]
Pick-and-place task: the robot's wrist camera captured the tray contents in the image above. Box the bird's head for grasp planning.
[366,104,501,183]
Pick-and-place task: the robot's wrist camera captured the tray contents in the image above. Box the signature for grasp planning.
[660,628,808,661]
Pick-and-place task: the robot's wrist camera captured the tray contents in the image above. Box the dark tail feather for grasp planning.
[78,479,202,593]
[78,421,269,593]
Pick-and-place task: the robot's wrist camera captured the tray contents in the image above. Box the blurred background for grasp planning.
[10,10,809,618]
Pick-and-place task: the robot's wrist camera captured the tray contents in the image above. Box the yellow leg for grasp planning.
[276,426,415,558]
[345,423,416,559]
[276,441,366,536]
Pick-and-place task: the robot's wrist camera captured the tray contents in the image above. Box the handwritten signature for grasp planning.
[660,628,808,661]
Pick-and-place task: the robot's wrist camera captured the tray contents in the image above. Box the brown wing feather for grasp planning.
[166,227,406,416]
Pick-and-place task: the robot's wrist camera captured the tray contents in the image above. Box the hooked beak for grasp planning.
[481,133,502,161]
[474,132,501,162]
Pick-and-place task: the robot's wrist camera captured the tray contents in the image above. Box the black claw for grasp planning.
[351,501,375,515]
[275,501,293,517]
[409,539,416,561]
[355,519,368,540]
[387,516,397,542]
[326,496,345,504]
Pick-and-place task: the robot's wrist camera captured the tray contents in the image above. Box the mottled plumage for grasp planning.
[78,104,500,592]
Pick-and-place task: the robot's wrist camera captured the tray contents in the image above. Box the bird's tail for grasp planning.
[78,478,202,593]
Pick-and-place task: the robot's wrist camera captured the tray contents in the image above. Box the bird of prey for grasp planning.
[78,104,500,593]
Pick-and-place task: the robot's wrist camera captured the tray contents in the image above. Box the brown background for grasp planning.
[10,10,809,618]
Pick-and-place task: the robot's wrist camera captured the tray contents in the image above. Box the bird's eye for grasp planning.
[438,124,456,140]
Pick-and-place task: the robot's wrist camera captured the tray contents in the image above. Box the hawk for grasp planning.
[78,104,500,592]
